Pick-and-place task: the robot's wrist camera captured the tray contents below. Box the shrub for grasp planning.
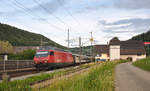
[9,49,36,60]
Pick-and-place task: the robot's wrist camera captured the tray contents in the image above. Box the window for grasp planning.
[50,51,54,56]
[35,51,49,57]
[137,53,142,56]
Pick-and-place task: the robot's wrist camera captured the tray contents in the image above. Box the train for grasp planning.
[34,46,91,69]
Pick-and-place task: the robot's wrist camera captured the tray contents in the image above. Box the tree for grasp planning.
[0,41,13,54]
[9,49,36,60]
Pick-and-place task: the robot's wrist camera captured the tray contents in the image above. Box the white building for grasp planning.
[94,37,146,62]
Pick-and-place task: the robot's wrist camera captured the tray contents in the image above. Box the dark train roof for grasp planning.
[39,46,70,52]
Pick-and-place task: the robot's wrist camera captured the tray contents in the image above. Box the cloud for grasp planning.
[98,18,150,34]
[0,0,69,16]
[32,17,47,21]
[30,0,69,14]
[113,0,150,9]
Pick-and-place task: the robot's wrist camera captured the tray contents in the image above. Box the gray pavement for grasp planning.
[115,62,150,91]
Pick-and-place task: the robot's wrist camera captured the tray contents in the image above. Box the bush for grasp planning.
[146,48,150,56]
[9,49,36,60]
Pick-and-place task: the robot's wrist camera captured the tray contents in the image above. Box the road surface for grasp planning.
[115,62,150,91]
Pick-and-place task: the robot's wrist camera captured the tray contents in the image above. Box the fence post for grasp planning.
[3,60,5,73]
[2,54,10,82]
[17,60,19,71]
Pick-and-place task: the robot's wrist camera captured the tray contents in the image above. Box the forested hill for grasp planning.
[0,23,65,48]
[131,30,150,42]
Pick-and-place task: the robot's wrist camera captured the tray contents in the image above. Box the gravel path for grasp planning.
[115,62,150,91]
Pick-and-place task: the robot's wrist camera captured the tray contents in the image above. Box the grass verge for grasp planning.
[0,63,96,91]
[41,60,128,91]
[133,57,150,71]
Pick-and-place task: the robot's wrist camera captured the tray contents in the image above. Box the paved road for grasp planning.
[115,62,150,91]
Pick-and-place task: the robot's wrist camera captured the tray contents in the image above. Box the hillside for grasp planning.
[0,23,65,49]
[131,30,150,42]
[70,46,92,55]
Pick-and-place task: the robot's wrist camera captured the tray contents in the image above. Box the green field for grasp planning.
[41,60,127,91]
[133,57,150,71]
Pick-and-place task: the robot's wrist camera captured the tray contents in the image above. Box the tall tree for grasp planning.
[0,41,13,54]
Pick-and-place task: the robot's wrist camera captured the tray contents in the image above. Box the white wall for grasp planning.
[95,53,109,61]
[109,45,120,61]
[120,55,146,62]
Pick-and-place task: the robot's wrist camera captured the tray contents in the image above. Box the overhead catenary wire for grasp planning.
[11,0,66,31]
[57,0,81,25]
[3,0,82,47]
[2,0,68,44]
[32,0,70,28]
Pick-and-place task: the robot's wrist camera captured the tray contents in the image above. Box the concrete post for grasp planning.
[2,54,10,82]
[4,54,8,61]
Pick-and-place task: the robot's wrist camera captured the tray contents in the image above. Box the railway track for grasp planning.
[0,68,37,80]
[0,61,91,81]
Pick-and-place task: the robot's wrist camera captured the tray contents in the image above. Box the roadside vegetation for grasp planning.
[133,57,150,71]
[9,49,36,60]
[41,60,128,91]
[0,63,95,91]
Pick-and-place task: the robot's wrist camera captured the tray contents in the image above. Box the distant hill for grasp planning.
[131,30,150,42]
[70,46,92,55]
[0,23,66,49]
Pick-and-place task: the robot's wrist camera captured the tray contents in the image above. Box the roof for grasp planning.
[94,45,109,54]
[94,39,146,55]
[109,37,120,45]
[120,40,146,55]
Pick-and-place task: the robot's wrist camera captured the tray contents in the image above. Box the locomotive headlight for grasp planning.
[44,60,47,63]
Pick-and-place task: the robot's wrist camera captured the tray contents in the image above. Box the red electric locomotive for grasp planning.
[34,47,75,69]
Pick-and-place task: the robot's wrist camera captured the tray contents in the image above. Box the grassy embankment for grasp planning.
[133,57,150,71]
[41,60,128,91]
[0,63,95,91]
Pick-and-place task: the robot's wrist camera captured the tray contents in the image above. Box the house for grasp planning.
[94,37,146,62]
[94,45,109,61]
[13,46,40,53]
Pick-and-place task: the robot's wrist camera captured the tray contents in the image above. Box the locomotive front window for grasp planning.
[50,51,54,56]
[35,51,49,57]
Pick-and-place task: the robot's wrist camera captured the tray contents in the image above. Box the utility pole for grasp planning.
[79,37,82,64]
[90,32,94,62]
[68,29,70,48]
[40,37,43,47]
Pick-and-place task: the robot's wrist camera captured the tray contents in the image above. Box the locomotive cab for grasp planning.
[34,51,54,68]
[34,47,74,69]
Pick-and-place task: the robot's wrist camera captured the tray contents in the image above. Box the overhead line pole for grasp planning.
[79,37,82,64]
[68,29,70,48]
[90,32,93,62]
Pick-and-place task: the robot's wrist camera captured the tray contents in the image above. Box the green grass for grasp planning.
[0,71,63,91]
[133,57,150,71]
[41,60,128,91]
[0,63,96,91]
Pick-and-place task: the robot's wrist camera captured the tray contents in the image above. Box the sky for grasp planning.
[0,0,150,47]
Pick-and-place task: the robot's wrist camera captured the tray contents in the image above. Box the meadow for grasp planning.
[41,60,128,91]
[133,57,150,71]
